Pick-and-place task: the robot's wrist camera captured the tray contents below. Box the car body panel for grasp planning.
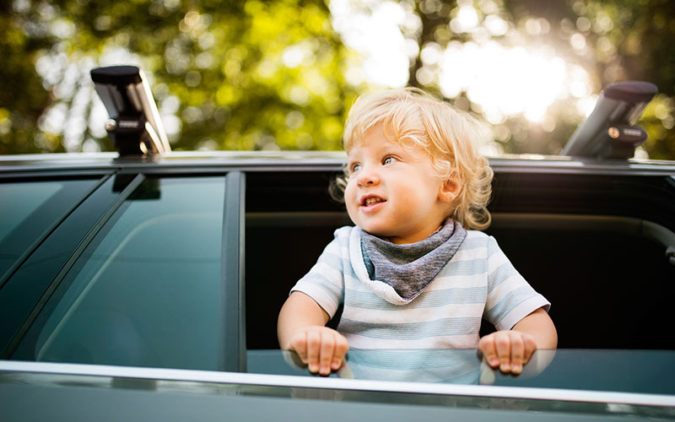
[2,355,675,421]
[0,151,673,420]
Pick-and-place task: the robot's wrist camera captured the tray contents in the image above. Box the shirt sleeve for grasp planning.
[483,235,550,331]
[290,232,345,318]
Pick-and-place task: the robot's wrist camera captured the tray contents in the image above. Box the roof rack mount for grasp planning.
[562,81,658,160]
[91,65,171,157]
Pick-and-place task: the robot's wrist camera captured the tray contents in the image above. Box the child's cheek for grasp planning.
[344,184,358,219]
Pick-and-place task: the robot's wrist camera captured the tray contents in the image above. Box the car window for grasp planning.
[0,183,60,243]
[247,349,675,396]
[20,176,226,370]
[0,179,98,280]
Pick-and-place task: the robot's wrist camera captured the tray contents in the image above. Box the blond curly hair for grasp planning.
[337,87,493,230]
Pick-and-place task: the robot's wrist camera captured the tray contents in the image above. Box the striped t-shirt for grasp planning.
[291,226,550,350]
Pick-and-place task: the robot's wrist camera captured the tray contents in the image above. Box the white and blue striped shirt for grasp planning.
[291,226,550,350]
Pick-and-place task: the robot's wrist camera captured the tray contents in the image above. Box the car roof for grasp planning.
[1,150,673,177]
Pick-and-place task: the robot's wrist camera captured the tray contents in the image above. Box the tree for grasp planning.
[0,1,63,153]
[402,0,674,158]
[569,0,675,159]
[1,0,357,154]
[1,0,673,159]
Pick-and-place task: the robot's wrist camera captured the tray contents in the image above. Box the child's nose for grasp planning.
[357,166,380,186]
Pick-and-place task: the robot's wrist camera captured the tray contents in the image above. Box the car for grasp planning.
[0,67,674,421]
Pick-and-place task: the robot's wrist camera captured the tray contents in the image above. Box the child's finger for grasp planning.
[319,333,335,376]
[478,336,499,368]
[494,332,512,373]
[289,332,308,364]
[332,334,349,370]
[509,334,525,374]
[306,330,321,373]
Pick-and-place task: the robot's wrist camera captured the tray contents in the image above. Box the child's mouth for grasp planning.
[361,196,386,207]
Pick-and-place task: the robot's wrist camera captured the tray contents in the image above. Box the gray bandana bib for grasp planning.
[360,219,467,300]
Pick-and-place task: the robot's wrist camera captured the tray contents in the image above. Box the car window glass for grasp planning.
[246,349,675,396]
[29,176,226,370]
[0,183,61,243]
[0,179,97,279]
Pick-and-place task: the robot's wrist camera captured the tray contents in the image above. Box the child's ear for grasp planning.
[438,176,461,203]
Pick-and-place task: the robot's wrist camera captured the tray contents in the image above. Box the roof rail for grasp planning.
[91,66,171,157]
[562,81,657,159]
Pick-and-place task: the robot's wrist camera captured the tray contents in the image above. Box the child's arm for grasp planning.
[277,291,349,376]
[478,308,557,375]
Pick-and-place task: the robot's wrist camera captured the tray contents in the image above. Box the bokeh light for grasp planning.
[440,41,585,124]
[331,0,593,129]
[2,0,673,158]
[330,0,419,87]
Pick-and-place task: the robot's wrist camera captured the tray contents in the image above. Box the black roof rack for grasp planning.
[91,66,171,157]
[562,81,657,160]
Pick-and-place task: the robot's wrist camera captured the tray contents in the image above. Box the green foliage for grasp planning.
[0,0,673,159]
[414,0,675,158]
[564,0,675,159]
[1,0,357,153]
[0,3,62,153]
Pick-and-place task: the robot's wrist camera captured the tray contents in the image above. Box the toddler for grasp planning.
[277,88,557,377]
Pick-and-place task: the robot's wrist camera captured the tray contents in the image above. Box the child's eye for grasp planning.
[383,156,396,165]
[350,163,362,173]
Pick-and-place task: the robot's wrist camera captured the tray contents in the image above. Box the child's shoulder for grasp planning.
[464,229,491,242]
[461,229,498,250]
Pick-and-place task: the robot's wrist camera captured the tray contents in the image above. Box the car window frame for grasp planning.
[1,156,673,409]
[0,170,118,356]
[2,169,247,372]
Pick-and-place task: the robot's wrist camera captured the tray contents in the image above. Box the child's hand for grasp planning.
[287,325,349,376]
[478,330,537,375]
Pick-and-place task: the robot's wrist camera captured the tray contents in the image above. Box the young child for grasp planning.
[277,88,557,377]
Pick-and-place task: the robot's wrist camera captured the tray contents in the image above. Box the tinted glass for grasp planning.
[0,180,97,279]
[247,349,675,395]
[26,176,226,370]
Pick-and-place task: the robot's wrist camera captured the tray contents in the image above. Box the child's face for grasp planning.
[344,123,457,244]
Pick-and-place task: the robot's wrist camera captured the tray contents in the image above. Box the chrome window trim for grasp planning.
[1,360,673,408]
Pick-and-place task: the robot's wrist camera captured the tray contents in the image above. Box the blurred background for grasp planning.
[0,0,673,159]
